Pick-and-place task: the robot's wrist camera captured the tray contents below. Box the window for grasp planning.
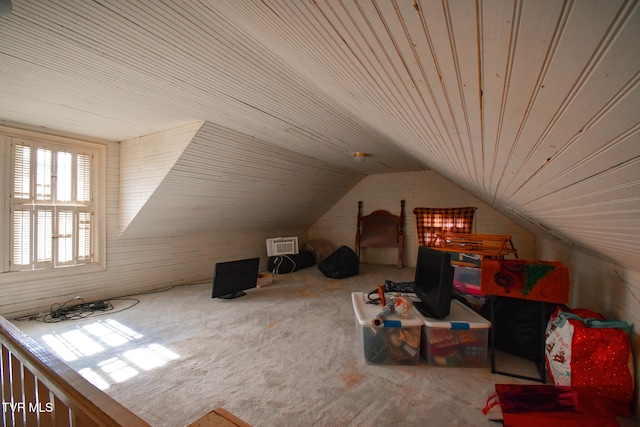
[413,207,476,247]
[2,129,104,273]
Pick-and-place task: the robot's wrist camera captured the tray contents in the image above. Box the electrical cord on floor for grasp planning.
[14,297,140,323]
[13,280,207,323]
[272,255,296,275]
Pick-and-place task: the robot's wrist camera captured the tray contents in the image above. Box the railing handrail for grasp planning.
[1,314,151,427]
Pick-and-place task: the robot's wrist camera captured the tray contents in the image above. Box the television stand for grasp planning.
[218,291,247,299]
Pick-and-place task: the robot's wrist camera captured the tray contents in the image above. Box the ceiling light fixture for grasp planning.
[353,152,368,163]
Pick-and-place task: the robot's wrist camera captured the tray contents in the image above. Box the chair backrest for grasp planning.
[356,200,405,268]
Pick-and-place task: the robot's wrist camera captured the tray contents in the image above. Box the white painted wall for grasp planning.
[0,138,308,318]
[119,122,203,233]
[120,121,364,239]
[309,170,536,267]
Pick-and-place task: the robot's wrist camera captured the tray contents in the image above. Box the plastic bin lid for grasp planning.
[416,299,491,329]
[351,292,423,327]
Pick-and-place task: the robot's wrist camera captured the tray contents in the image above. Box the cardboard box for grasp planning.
[351,292,422,365]
[256,272,273,288]
[416,300,490,367]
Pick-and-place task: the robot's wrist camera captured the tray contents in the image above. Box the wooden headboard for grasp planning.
[355,200,405,268]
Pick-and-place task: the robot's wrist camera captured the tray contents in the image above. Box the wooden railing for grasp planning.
[1,314,151,427]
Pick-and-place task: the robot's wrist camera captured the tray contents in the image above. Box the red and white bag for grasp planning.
[545,307,634,417]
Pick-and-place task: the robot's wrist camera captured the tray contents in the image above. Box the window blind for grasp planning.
[9,140,96,271]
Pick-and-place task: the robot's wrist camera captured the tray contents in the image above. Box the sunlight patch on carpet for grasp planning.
[37,318,180,390]
[99,357,139,383]
[78,367,110,390]
[42,329,104,361]
[125,345,180,371]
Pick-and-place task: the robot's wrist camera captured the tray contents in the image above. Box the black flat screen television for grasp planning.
[212,257,260,299]
[413,247,454,319]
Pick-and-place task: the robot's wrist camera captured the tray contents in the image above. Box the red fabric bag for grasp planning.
[545,307,634,417]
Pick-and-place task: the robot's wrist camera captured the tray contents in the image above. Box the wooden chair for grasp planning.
[356,200,405,268]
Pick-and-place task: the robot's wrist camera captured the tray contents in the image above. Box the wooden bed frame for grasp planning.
[356,200,405,268]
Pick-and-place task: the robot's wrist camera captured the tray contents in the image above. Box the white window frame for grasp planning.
[0,126,106,279]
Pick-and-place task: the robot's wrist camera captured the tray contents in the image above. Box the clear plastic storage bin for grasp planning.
[351,292,422,365]
[416,299,491,367]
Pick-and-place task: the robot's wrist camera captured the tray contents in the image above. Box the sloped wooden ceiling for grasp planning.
[120,121,366,238]
[0,1,638,269]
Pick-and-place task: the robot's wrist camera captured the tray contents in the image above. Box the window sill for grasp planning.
[0,263,105,285]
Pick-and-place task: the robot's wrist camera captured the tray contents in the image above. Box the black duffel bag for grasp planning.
[318,246,359,279]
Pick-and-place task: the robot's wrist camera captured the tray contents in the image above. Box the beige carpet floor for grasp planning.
[14,263,549,426]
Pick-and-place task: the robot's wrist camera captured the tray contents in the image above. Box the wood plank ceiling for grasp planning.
[0,0,638,269]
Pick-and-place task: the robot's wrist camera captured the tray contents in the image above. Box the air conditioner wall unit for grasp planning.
[266,237,299,257]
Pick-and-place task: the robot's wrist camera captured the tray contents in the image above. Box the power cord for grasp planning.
[13,280,205,323]
[15,297,139,323]
[384,280,415,293]
[273,255,296,275]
